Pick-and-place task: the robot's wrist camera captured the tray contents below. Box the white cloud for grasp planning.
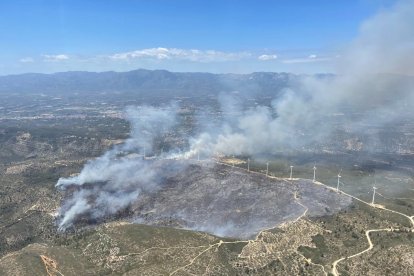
[42,54,70,62]
[19,57,34,63]
[258,54,278,61]
[282,55,331,64]
[109,47,251,62]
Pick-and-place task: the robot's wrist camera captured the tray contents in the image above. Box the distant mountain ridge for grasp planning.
[2,70,412,103]
[0,69,309,98]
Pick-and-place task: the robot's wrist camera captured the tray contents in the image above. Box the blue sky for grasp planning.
[0,0,397,75]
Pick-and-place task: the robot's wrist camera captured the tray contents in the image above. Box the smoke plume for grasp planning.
[56,103,179,230]
[186,0,414,156]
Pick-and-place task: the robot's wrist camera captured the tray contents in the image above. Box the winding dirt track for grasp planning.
[209,158,413,276]
[9,156,408,276]
[168,161,314,276]
[331,228,392,276]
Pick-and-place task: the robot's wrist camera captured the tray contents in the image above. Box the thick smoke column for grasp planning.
[56,103,178,230]
[188,0,414,156]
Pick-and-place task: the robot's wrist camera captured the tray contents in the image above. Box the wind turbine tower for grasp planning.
[336,170,342,192]
[313,165,317,182]
[247,158,250,172]
[266,162,269,176]
[290,165,294,180]
[372,186,377,205]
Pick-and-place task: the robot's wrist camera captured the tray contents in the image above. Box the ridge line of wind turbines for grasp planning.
[237,155,379,205]
[142,146,380,206]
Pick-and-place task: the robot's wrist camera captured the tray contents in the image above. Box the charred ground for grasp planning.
[0,80,413,275]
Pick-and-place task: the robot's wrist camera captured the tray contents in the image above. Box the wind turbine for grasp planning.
[313,164,317,183]
[336,169,342,192]
[372,186,377,205]
[290,165,294,180]
[371,177,378,205]
[266,162,269,176]
[247,158,250,172]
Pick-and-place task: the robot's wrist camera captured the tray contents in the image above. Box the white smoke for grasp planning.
[339,0,414,76]
[56,103,179,230]
[186,0,414,156]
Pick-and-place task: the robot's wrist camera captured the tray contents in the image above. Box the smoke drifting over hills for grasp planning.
[189,0,414,156]
[56,104,180,230]
[56,1,414,231]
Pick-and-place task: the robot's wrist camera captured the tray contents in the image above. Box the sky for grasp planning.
[0,0,398,75]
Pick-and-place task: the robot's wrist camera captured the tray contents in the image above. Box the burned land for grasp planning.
[0,71,413,275]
